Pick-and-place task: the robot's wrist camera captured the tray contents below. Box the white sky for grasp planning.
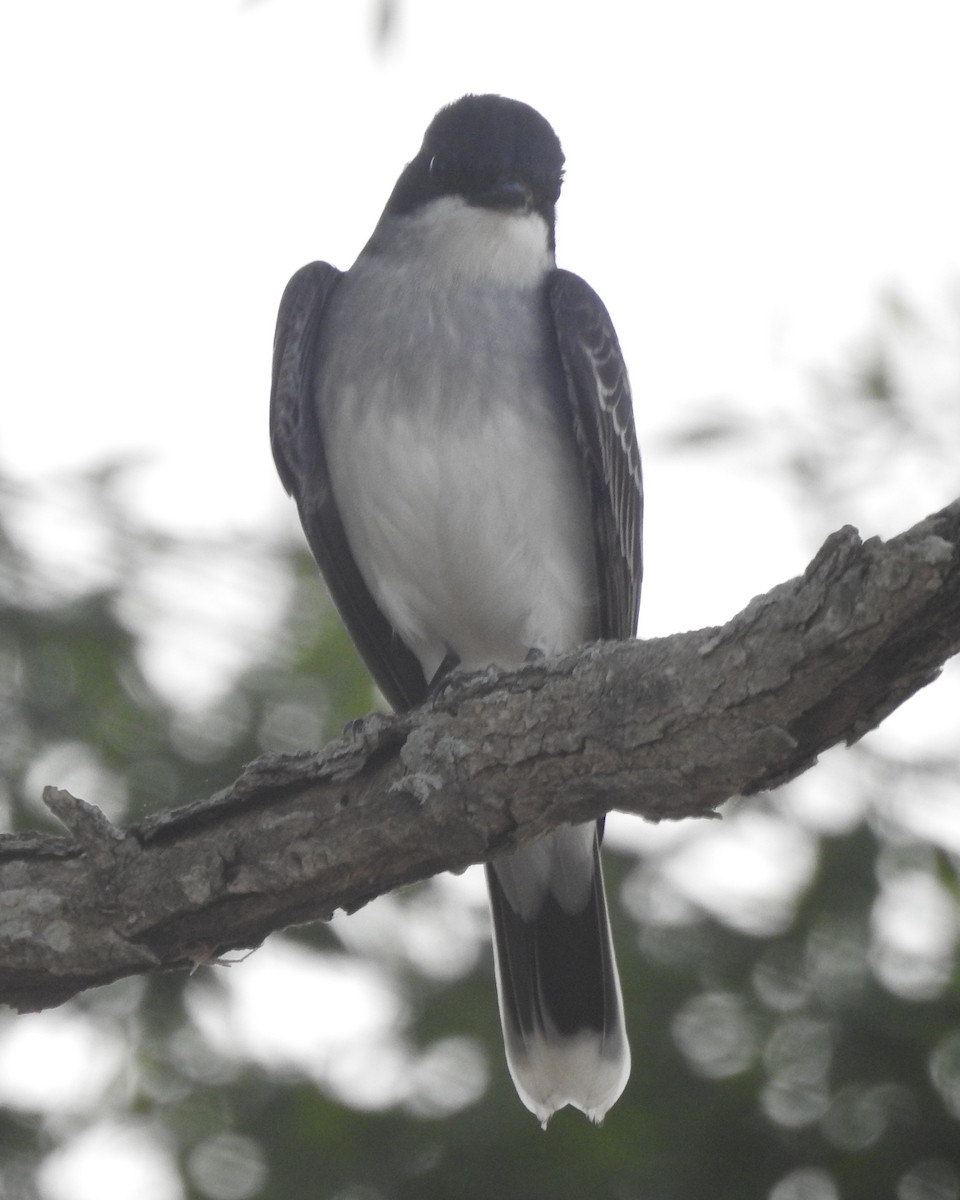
[2,3,960,1195]
[3,0,960,647]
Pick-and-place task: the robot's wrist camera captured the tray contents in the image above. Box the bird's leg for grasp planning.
[426,649,462,701]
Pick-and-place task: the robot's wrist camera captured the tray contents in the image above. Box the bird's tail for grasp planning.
[486,822,630,1126]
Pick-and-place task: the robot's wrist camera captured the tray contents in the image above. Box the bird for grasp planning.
[269,93,642,1126]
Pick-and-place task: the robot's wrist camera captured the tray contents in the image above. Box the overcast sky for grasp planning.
[3,0,960,648]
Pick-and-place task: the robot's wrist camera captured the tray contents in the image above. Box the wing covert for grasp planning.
[269,261,429,712]
[270,262,341,494]
[547,270,643,641]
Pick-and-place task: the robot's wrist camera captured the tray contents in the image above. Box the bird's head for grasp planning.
[384,95,566,250]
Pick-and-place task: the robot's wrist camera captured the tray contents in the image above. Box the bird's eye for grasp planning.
[428,154,447,182]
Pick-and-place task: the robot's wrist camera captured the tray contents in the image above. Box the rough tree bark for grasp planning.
[2,499,959,1014]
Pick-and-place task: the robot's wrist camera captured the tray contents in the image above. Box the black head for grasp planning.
[384,95,565,237]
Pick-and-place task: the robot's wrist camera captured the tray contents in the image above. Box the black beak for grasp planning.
[473,179,533,212]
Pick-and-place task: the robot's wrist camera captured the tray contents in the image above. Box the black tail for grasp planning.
[486,822,630,1125]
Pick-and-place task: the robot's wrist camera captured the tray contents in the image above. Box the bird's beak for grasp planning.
[474,179,533,212]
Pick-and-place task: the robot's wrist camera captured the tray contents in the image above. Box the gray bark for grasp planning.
[2,499,959,1014]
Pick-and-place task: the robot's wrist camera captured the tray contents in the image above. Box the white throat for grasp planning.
[367,196,554,289]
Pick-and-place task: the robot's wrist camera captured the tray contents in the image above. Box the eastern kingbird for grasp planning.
[270,94,642,1125]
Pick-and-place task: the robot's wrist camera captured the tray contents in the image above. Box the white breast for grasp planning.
[365,196,555,289]
[317,201,597,681]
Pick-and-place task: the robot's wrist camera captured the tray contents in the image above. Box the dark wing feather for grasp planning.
[547,270,643,641]
[270,261,429,712]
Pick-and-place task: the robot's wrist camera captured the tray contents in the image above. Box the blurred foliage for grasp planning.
[1,295,960,1200]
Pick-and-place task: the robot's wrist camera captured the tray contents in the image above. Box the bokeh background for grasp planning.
[2,2,960,1197]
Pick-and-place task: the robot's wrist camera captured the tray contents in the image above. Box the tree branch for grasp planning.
[2,499,959,1013]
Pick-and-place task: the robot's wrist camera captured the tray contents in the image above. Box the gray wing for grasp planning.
[489,275,637,1123]
[270,261,429,712]
[547,269,643,641]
